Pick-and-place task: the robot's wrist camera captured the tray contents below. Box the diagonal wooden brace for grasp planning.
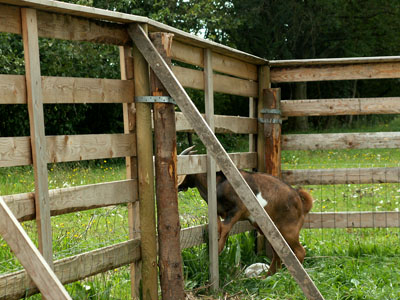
[128,23,324,300]
[0,196,71,300]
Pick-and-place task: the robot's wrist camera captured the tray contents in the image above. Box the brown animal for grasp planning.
[178,147,313,276]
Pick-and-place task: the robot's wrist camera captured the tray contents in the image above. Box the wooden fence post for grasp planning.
[204,48,219,290]
[264,88,282,177]
[150,32,185,300]
[21,7,53,268]
[133,24,159,300]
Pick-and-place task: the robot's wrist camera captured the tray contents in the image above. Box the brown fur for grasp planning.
[178,170,313,276]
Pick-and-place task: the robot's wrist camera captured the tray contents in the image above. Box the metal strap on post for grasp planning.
[259,108,282,124]
[135,96,176,105]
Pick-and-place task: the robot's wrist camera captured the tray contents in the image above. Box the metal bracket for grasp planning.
[258,117,282,125]
[135,96,176,105]
[260,108,281,115]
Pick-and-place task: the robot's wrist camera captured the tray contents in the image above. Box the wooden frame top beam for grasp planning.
[0,0,267,65]
[270,56,400,67]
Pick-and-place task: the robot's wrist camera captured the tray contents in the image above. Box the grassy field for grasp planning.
[1,148,400,299]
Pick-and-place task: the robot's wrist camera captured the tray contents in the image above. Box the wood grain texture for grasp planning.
[0,197,71,300]
[0,238,141,300]
[128,24,323,300]
[282,132,400,150]
[172,65,258,97]
[175,112,257,134]
[271,62,400,83]
[3,179,137,222]
[22,7,53,267]
[204,48,219,290]
[281,97,400,117]
[0,134,136,168]
[177,152,257,175]
[0,75,134,104]
[1,1,267,64]
[282,167,400,185]
[304,212,400,229]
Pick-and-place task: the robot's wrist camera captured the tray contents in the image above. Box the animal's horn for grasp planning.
[179,145,196,156]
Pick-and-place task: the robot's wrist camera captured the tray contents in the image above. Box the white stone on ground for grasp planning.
[244,262,269,278]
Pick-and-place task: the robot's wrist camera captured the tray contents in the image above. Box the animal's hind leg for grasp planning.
[266,249,281,276]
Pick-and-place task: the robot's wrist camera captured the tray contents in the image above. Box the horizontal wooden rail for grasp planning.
[270,58,400,83]
[177,152,257,175]
[171,40,258,81]
[0,133,136,167]
[304,211,400,229]
[282,132,400,151]
[282,167,400,185]
[281,97,400,117]
[0,75,134,104]
[175,112,257,134]
[3,179,137,222]
[172,66,258,97]
[0,239,142,300]
[0,2,267,65]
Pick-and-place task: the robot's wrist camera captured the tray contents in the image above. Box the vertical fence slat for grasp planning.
[21,7,53,268]
[0,197,71,299]
[133,24,158,300]
[249,96,256,153]
[204,48,219,290]
[150,32,185,300]
[119,45,145,299]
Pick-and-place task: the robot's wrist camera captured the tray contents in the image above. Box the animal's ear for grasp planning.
[177,175,186,187]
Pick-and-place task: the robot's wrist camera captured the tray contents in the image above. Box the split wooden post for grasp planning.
[0,196,71,299]
[128,23,324,300]
[263,88,282,177]
[150,32,185,300]
[21,7,53,267]
[204,48,219,290]
[132,24,158,300]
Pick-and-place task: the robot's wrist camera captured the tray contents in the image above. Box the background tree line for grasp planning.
[2,0,400,137]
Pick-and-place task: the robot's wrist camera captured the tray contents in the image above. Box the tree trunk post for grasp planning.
[263,88,282,178]
[150,32,185,300]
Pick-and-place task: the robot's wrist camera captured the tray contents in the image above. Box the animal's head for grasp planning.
[177,146,197,191]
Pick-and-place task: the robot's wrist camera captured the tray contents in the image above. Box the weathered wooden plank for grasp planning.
[171,40,257,80]
[128,24,324,300]
[172,65,258,97]
[282,167,400,186]
[270,56,400,67]
[0,3,21,34]
[3,179,137,222]
[0,197,71,300]
[0,1,267,65]
[0,134,136,167]
[177,152,257,175]
[46,133,136,162]
[0,238,141,300]
[0,75,134,104]
[204,48,219,290]
[175,112,257,134]
[22,7,53,267]
[304,212,400,229]
[281,97,400,117]
[282,132,400,151]
[271,62,400,83]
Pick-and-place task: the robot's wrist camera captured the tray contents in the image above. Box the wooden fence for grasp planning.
[1,0,399,299]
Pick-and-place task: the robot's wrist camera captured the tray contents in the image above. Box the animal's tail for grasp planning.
[297,188,313,214]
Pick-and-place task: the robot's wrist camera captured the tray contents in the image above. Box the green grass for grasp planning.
[1,148,400,299]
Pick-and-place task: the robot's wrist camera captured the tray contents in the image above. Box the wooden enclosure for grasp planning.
[0,0,400,299]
